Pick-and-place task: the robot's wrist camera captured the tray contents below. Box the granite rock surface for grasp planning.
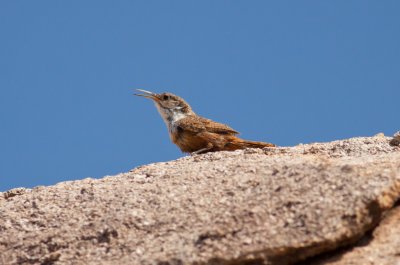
[0,134,399,265]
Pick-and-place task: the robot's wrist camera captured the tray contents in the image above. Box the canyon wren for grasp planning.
[135,89,276,154]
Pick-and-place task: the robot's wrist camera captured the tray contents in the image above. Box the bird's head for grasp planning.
[134,89,194,123]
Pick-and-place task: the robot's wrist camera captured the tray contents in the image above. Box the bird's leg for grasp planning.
[190,143,214,155]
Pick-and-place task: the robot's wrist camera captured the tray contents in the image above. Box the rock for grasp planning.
[308,205,400,265]
[0,136,399,265]
[390,131,400,146]
[2,187,29,200]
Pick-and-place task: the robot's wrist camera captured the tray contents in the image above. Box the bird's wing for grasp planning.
[176,116,239,135]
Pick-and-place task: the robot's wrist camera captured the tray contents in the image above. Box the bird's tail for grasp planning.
[225,137,276,150]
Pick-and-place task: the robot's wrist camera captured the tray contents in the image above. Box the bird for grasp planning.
[134,89,276,154]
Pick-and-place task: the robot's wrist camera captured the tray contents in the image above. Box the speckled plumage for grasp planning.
[135,90,276,154]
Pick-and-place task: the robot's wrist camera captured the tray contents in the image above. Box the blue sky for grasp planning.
[1,1,399,191]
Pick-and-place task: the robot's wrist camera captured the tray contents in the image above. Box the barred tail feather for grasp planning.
[240,139,276,148]
[224,138,276,150]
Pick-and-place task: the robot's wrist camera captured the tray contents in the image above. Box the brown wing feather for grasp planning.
[175,116,239,135]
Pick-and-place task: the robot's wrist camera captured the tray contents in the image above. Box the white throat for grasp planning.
[155,104,188,133]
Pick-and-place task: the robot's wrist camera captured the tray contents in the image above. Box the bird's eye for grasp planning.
[163,95,170,100]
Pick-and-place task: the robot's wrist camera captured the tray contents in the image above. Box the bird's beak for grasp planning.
[134,89,159,101]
